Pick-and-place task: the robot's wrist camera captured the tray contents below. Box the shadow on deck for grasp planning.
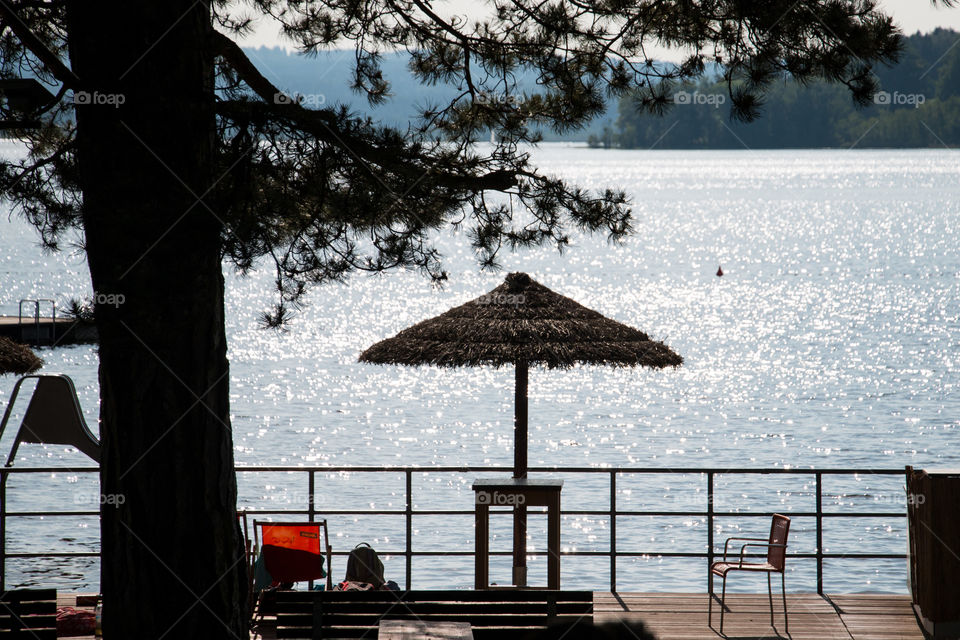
[595,593,921,640]
[247,592,921,640]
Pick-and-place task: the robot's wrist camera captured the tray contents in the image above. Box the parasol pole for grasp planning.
[513,359,528,586]
[514,360,528,478]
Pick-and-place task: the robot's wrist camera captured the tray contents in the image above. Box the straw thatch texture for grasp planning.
[0,336,43,375]
[359,272,682,369]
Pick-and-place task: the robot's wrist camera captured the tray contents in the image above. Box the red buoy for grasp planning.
[716,266,723,277]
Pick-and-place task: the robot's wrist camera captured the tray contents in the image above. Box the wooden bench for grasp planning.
[0,588,57,639]
[272,589,594,640]
[379,619,473,640]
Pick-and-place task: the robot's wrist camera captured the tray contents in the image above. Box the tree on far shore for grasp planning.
[611,27,960,149]
[0,1,916,636]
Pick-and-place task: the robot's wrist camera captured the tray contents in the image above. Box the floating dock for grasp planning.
[0,316,97,345]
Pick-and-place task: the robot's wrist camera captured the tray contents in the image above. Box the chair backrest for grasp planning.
[0,588,57,639]
[254,520,329,586]
[0,375,100,465]
[258,521,323,555]
[767,513,791,571]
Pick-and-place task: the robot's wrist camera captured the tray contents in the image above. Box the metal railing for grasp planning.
[17,299,55,345]
[0,465,908,592]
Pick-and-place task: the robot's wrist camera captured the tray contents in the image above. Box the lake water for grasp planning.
[1,144,958,594]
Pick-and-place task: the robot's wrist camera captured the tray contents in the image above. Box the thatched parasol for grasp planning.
[0,336,43,376]
[360,272,681,586]
[360,272,682,476]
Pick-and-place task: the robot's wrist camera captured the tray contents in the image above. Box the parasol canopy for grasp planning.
[0,337,43,376]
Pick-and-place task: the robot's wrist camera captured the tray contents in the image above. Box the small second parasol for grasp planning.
[0,337,43,377]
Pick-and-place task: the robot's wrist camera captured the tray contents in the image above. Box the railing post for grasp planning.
[18,299,38,345]
[707,472,715,570]
[308,470,316,522]
[1,468,6,592]
[610,470,617,592]
[816,472,823,595]
[406,470,413,590]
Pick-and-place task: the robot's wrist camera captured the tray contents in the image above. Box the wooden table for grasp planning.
[472,478,562,590]
[378,619,474,639]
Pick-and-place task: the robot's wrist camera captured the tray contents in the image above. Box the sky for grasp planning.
[882,0,960,34]
[236,0,960,50]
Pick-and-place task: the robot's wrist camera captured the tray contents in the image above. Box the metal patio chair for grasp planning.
[708,513,791,634]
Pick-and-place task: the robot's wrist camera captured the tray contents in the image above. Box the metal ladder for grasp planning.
[17,299,56,345]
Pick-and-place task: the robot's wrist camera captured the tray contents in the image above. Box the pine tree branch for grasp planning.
[0,0,78,86]
[211,29,522,193]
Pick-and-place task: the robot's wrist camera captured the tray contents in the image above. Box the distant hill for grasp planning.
[244,28,960,149]
[241,46,616,142]
[607,28,960,149]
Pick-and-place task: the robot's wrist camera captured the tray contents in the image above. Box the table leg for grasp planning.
[548,493,560,589]
[476,503,489,589]
[513,504,527,586]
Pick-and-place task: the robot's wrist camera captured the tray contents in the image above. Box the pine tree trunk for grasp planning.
[67,2,247,637]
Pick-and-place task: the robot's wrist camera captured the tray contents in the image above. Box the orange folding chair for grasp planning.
[252,520,333,591]
[237,511,256,616]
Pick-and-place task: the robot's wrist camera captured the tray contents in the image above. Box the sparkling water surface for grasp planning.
[1,145,958,594]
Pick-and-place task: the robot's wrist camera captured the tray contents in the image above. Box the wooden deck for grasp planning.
[54,592,921,639]
[242,592,922,640]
